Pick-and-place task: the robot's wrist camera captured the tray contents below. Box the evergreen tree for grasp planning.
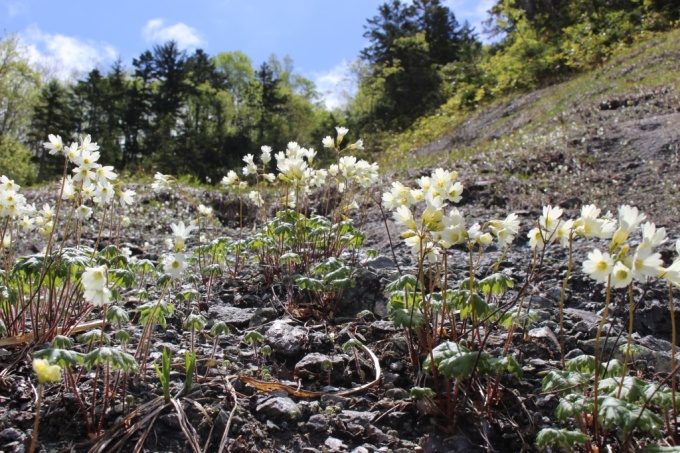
[31,80,77,182]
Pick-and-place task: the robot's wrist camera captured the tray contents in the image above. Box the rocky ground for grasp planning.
[1,71,680,452]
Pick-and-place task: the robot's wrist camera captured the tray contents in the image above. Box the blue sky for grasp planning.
[0,0,494,108]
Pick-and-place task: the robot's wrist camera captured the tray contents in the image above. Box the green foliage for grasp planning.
[34,347,83,368]
[154,347,172,403]
[83,346,138,372]
[184,351,197,394]
[422,341,522,380]
[535,428,589,450]
[0,137,36,186]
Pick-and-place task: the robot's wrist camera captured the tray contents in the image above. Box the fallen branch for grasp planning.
[0,320,104,347]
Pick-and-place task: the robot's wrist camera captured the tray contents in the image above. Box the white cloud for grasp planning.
[20,25,118,80]
[443,0,495,34]
[5,1,27,18]
[142,18,205,50]
[313,61,356,110]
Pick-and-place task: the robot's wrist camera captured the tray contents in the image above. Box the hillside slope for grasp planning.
[380,29,680,227]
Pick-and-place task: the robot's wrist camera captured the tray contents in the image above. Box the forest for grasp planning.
[0,0,678,185]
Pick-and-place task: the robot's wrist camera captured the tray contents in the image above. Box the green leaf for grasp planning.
[410,387,436,399]
[295,276,325,291]
[83,346,138,372]
[34,348,83,368]
[279,253,301,265]
[423,341,488,379]
[244,331,264,344]
[52,335,74,349]
[201,264,223,277]
[108,269,136,287]
[386,274,418,292]
[555,394,593,421]
[106,305,129,324]
[596,396,662,435]
[566,355,596,374]
[541,370,589,394]
[390,307,425,329]
[77,329,110,345]
[598,376,647,403]
[185,313,207,331]
[210,321,231,337]
[535,428,589,450]
[477,273,514,296]
[342,338,363,352]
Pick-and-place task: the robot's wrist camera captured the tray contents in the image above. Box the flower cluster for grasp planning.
[33,358,62,384]
[221,128,378,211]
[81,265,111,307]
[384,167,505,262]
[44,135,136,208]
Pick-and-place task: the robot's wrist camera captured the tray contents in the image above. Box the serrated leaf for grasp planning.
[386,274,418,292]
[244,331,264,344]
[83,346,138,372]
[555,394,593,421]
[541,370,589,394]
[477,273,514,296]
[535,428,589,450]
[106,305,129,324]
[598,376,647,403]
[34,348,84,368]
[423,341,487,379]
[390,308,425,329]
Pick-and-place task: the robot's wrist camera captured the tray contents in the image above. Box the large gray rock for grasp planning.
[256,397,301,421]
[266,320,306,357]
[208,305,257,327]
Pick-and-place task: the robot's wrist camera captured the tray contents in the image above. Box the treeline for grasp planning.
[347,0,679,136]
[0,0,678,184]
[1,38,336,184]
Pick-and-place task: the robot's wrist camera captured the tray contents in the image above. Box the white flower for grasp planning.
[0,175,20,192]
[221,170,239,188]
[43,134,64,155]
[75,205,92,221]
[95,166,118,182]
[82,265,107,291]
[436,224,466,248]
[611,205,646,248]
[335,126,349,144]
[583,249,614,284]
[575,204,616,239]
[152,173,173,192]
[248,190,264,207]
[73,149,101,170]
[78,134,100,152]
[198,204,212,217]
[170,220,197,251]
[611,261,633,288]
[393,205,416,229]
[663,261,680,286]
[639,222,667,251]
[121,216,131,228]
[322,136,334,149]
[539,205,563,233]
[119,189,136,207]
[163,253,187,279]
[84,287,111,307]
[489,213,520,248]
[260,146,272,165]
[555,219,575,248]
[93,181,115,205]
[528,227,545,250]
[353,139,364,150]
[631,247,663,280]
